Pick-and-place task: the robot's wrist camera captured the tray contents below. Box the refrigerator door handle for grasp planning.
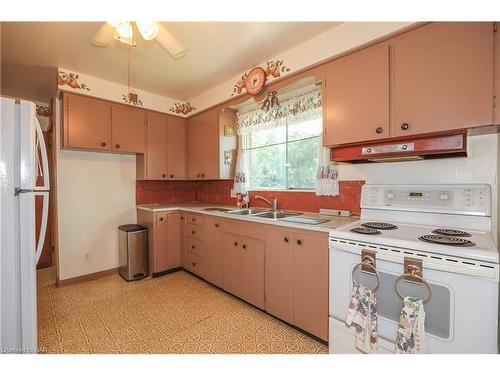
[34,191,49,265]
[34,117,50,191]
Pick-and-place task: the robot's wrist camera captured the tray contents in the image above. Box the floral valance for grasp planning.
[236,85,322,135]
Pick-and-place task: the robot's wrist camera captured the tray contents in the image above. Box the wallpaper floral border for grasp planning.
[170,102,196,115]
[231,59,291,97]
[57,71,91,91]
[122,90,143,106]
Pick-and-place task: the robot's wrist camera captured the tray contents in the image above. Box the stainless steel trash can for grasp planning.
[118,224,148,281]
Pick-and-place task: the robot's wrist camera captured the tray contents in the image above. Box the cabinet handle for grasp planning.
[115,144,120,149]
[100,142,106,147]
[284,237,289,243]
[159,217,164,221]
[215,223,219,228]
[375,127,383,134]
[196,174,200,178]
[180,217,184,221]
[192,262,196,266]
[192,218,196,222]
[296,239,302,245]
[201,173,205,178]
[242,244,247,249]
[191,245,196,249]
[192,230,195,235]
[234,242,238,247]
[162,174,166,178]
[170,174,174,178]
[401,122,410,131]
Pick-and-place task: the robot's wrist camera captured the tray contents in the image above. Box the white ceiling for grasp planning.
[1,22,340,102]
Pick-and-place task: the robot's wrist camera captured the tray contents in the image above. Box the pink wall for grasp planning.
[136,180,364,214]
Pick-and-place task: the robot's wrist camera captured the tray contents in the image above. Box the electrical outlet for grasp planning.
[319,208,351,217]
[230,189,237,198]
[83,252,91,263]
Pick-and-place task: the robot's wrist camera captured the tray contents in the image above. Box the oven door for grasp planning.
[329,244,499,354]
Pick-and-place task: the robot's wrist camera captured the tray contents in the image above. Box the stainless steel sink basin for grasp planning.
[226,208,271,216]
[252,211,303,220]
[202,207,232,212]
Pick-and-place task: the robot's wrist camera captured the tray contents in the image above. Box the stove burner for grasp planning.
[350,227,382,235]
[419,235,475,247]
[361,222,398,230]
[432,228,471,237]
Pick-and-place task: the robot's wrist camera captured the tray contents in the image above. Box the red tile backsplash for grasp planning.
[136,179,364,214]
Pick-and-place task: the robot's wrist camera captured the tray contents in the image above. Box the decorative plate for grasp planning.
[245,67,266,96]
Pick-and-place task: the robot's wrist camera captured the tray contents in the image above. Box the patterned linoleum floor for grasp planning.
[37,267,327,354]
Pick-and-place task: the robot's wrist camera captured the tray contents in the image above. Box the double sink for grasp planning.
[201,207,330,225]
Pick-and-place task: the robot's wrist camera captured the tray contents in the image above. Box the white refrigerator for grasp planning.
[1,98,50,353]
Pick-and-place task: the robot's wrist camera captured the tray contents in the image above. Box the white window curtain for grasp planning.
[232,84,339,196]
[315,135,339,196]
[236,85,322,135]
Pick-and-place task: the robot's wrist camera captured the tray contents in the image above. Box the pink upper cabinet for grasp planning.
[392,22,494,136]
[324,43,390,146]
[494,23,500,125]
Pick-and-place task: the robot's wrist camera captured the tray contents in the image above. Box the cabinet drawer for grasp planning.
[186,214,203,226]
[186,223,203,241]
[186,237,204,257]
[185,253,204,277]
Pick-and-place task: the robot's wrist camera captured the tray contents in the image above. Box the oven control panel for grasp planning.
[361,184,491,216]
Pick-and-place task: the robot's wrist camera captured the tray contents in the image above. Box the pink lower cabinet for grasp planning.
[293,231,329,341]
[265,228,328,341]
[185,213,205,277]
[222,232,265,309]
[204,216,223,287]
[265,228,295,323]
[137,209,182,274]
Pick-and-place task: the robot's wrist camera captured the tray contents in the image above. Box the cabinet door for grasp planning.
[166,212,182,268]
[153,212,168,273]
[240,237,265,309]
[222,233,242,297]
[187,108,219,179]
[64,93,111,150]
[167,117,187,180]
[180,214,186,267]
[265,228,295,323]
[392,22,493,136]
[494,24,500,125]
[146,112,168,180]
[294,232,328,341]
[204,216,223,287]
[324,44,390,146]
[111,105,145,153]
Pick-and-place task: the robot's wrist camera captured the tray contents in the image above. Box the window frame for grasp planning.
[242,118,322,192]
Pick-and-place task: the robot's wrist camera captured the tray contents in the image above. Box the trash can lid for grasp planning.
[119,224,147,232]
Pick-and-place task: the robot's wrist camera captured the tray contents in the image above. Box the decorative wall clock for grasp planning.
[245,67,267,96]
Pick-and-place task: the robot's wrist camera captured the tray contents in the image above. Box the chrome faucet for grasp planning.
[254,195,278,211]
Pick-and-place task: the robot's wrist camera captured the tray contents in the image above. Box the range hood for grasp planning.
[331,130,467,163]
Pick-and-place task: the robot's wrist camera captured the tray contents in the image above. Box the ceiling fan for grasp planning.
[91,21,186,58]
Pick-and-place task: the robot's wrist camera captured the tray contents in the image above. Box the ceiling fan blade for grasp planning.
[155,24,186,58]
[90,23,115,47]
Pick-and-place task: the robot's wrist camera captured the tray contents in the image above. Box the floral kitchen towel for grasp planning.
[345,282,378,353]
[395,297,426,354]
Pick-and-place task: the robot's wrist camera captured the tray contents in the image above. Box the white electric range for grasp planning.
[328,184,499,354]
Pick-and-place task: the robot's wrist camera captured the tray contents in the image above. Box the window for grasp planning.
[244,117,322,190]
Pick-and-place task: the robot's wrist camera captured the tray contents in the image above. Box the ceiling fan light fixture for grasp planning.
[136,21,160,41]
[114,21,136,46]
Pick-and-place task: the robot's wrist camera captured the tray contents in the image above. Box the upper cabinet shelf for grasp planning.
[324,22,495,147]
[62,92,145,153]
